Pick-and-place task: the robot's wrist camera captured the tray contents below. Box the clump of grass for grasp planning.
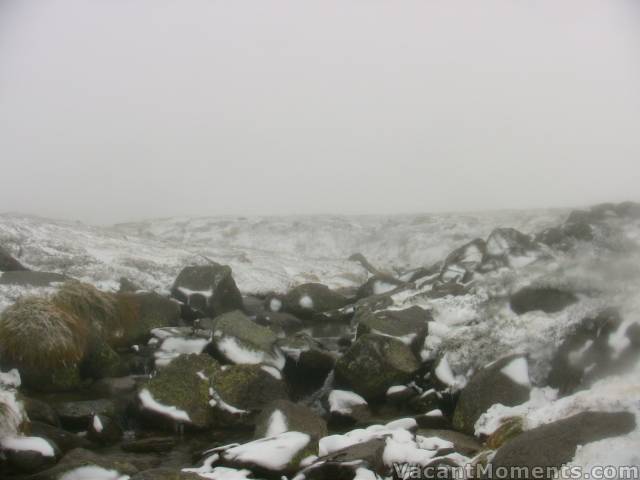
[0,295,89,369]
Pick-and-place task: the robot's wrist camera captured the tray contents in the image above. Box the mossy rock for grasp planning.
[116,292,181,346]
[211,310,284,368]
[254,399,327,441]
[210,364,288,428]
[334,334,420,400]
[139,354,220,430]
[355,306,430,354]
[485,416,524,450]
[80,336,127,380]
[0,296,88,392]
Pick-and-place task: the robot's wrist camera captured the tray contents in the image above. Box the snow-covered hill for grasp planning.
[0,209,564,311]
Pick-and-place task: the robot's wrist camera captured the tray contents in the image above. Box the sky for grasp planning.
[0,0,639,224]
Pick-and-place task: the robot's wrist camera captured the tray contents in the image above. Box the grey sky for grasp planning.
[1,0,639,224]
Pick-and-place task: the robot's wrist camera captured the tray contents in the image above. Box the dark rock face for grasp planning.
[1,437,60,474]
[483,227,539,269]
[356,274,403,299]
[355,306,431,355]
[171,264,243,318]
[440,239,486,283]
[335,333,420,400]
[55,399,118,431]
[510,287,578,315]
[536,221,594,250]
[254,399,328,441]
[282,283,350,318]
[278,333,336,390]
[453,355,531,435]
[131,468,202,479]
[30,422,93,454]
[0,245,28,272]
[121,437,177,454]
[491,411,636,479]
[87,414,123,446]
[116,292,181,346]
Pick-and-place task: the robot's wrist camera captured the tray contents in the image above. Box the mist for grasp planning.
[1,0,639,224]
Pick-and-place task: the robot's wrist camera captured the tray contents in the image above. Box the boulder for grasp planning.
[536,221,593,250]
[453,354,531,435]
[0,245,28,272]
[355,306,431,354]
[335,334,420,400]
[22,397,61,427]
[55,399,118,431]
[0,296,87,392]
[254,311,304,335]
[119,277,142,293]
[300,438,386,480]
[547,309,623,394]
[131,468,202,480]
[484,228,539,269]
[209,363,288,428]
[439,239,486,283]
[326,389,372,427]
[510,287,578,315]
[138,354,220,430]
[491,411,636,478]
[278,333,336,389]
[416,429,482,456]
[86,414,123,446]
[0,436,60,474]
[121,437,177,454]
[211,310,285,369]
[282,283,350,318]
[356,274,403,299]
[30,421,93,454]
[116,292,181,346]
[28,448,145,480]
[254,399,328,441]
[170,264,243,318]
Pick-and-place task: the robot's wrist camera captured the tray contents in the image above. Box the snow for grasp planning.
[0,369,25,439]
[215,335,285,369]
[500,356,531,387]
[209,387,249,415]
[92,415,103,433]
[269,298,282,311]
[154,336,210,367]
[264,409,288,437]
[386,385,409,396]
[354,468,380,480]
[138,388,191,423]
[434,354,466,390]
[299,295,314,310]
[328,390,367,415]
[189,467,254,480]
[59,466,130,480]
[373,280,397,295]
[222,431,311,472]
[261,365,282,380]
[0,436,56,457]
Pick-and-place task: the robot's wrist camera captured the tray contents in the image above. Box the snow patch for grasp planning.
[138,388,191,423]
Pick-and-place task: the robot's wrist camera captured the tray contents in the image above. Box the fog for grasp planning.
[1,0,639,224]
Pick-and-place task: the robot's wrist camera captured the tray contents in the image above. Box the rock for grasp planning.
[254,399,328,441]
[326,390,371,427]
[87,414,123,446]
[218,431,314,477]
[30,421,93,453]
[417,429,482,456]
[116,292,181,346]
[81,335,128,380]
[415,410,452,430]
[30,448,146,480]
[121,437,177,454]
[55,399,118,431]
[355,306,431,354]
[536,221,593,250]
[335,333,420,400]
[356,274,403,299]
[510,287,578,315]
[209,363,288,428]
[22,397,61,427]
[408,388,443,414]
[453,354,531,435]
[131,468,202,480]
[282,283,350,318]
[485,416,524,450]
[491,411,636,478]
[484,228,539,268]
[211,310,285,369]
[171,264,244,318]
[440,239,486,283]
[90,376,139,398]
[1,436,60,474]
[547,309,623,394]
[0,270,66,286]
[138,354,219,430]
[0,245,28,272]
[278,333,336,389]
[301,438,386,480]
[254,311,304,335]
[119,277,142,293]
[0,296,87,392]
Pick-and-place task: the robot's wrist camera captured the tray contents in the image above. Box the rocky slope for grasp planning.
[0,203,638,479]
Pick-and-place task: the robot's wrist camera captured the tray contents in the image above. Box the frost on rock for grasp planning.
[0,435,56,457]
[215,335,285,370]
[138,388,191,423]
[264,409,288,437]
[221,431,311,472]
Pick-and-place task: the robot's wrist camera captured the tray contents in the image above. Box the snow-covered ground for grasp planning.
[0,209,564,310]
